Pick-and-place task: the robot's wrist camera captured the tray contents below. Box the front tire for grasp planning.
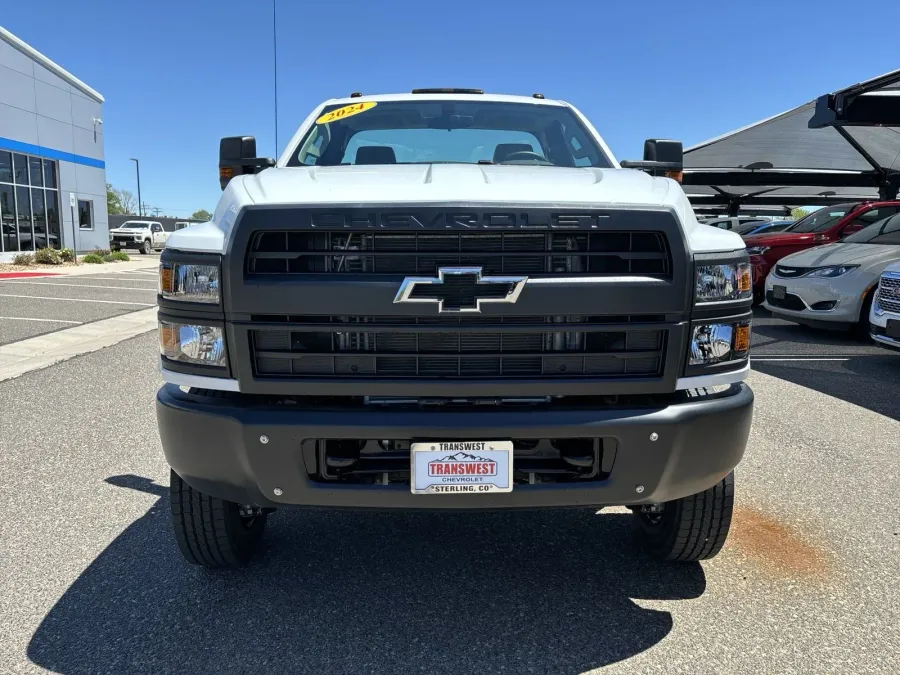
[141,239,151,255]
[634,472,734,562]
[169,470,268,568]
[854,288,876,338]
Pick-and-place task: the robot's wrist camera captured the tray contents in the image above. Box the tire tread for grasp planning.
[636,472,734,562]
[169,470,266,568]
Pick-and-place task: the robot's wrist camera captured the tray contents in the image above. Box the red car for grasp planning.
[743,201,900,301]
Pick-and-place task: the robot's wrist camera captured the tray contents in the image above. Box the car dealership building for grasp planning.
[0,25,107,262]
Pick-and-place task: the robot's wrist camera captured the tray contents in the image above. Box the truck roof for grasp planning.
[320,92,568,107]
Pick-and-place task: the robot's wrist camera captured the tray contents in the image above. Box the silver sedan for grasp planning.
[763,213,900,330]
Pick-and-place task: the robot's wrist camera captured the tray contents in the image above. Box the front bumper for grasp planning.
[869,307,900,351]
[763,274,866,325]
[750,256,771,292]
[156,383,754,509]
[110,239,142,248]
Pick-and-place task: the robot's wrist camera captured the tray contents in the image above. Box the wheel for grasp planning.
[854,288,876,338]
[141,239,151,255]
[633,472,734,562]
[169,469,268,568]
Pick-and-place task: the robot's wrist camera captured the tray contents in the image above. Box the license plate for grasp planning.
[773,285,786,300]
[887,320,900,340]
[411,441,513,494]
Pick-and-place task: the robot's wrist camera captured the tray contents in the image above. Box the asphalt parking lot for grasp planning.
[0,297,898,673]
[0,259,159,346]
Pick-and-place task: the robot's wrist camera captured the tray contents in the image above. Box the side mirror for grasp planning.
[219,136,276,190]
[620,139,683,181]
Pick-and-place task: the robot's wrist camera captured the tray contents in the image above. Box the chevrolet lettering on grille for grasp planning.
[393,267,527,313]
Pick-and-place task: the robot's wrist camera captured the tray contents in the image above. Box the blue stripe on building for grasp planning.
[0,136,105,169]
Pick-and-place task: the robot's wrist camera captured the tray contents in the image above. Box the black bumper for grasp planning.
[156,383,753,509]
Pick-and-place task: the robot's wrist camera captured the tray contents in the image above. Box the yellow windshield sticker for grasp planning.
[315,101,377,125]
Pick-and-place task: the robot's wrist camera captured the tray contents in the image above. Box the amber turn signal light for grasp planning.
[734,324,751,353]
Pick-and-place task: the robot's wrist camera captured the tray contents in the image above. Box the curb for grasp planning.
[0,272,61,279]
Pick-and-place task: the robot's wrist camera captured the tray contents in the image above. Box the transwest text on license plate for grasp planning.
[411,441,513,494]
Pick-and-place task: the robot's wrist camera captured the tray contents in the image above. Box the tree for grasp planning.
[191,209,213,221]
[791,208,809,220]
[106,184,138,215]
[107,184,124,215]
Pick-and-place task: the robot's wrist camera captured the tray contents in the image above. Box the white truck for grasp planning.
[870,261,900,350]
[109,220,169,254]
[155,90,754,568]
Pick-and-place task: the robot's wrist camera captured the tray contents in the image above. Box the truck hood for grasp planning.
[109,228,149,234]
[239,164,673,207]
[778,242,900,268]
[742,231,818,247]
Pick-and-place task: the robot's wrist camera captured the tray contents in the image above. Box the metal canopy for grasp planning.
[810,69,900,128]
[682,70,900,212]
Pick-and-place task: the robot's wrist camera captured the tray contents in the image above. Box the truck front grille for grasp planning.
[877,275,900,314]
[249,315,667,379]
[247,230,671,277]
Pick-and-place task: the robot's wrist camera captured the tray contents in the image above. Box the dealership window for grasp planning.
[0,150,61,253]
[78,199,94,230]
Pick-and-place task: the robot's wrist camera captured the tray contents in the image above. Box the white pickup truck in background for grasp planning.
[108,220,169,254]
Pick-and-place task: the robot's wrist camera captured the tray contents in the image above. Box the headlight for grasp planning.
[695,262,752,303]
[159,262,220,304]
[159,321,227,368]
[802,265,858,278]
[689,322,751,366]
[746,246,769,255]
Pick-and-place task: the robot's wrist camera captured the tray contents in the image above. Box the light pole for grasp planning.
[273,0,279,155]
[130,158,142,217]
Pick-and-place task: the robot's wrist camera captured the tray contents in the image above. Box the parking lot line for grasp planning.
[35,276,158,283]
[754,357,851,362]
[0,281,157,292]
[0,316,82,324]
[0,293,154,306]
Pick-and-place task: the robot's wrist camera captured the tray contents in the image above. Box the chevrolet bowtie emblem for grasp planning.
[393,267,528,313]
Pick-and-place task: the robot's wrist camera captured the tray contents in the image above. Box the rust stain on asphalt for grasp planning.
[729,507,830,580]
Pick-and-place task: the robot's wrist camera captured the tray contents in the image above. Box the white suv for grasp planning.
[870,262,900,350]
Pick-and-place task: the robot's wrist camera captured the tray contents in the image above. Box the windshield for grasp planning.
[731,221,766,234]
[288,100,614,168]
[785,206,852,233]
[842,214,900,245]
[121,222,149,229]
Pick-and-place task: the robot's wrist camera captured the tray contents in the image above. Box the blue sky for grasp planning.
[4,0,899,215]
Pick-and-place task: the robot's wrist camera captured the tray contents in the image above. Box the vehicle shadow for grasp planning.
[27,475,706,675]
[750,307,866,350]
[753,355,900,420]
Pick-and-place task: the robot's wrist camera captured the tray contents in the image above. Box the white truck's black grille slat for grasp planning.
[247,231,671,277]
[249,315,666,379]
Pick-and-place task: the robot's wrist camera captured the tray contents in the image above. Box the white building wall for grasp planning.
[0,28,106,261]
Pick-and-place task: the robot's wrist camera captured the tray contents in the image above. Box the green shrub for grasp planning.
[92,247,111,257]
[33,248,63,265]
[82,253,104,264]
[109,251,130,261]
[59,248,75,262]
[12,252,34,265]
